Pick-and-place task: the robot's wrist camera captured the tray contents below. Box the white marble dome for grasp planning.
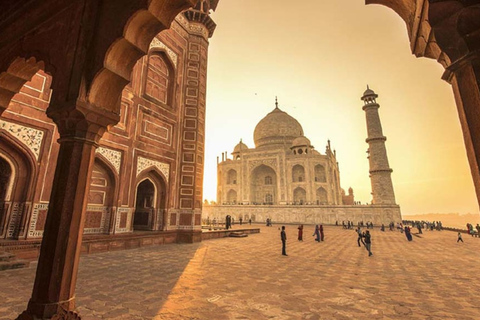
[253,107,304,148]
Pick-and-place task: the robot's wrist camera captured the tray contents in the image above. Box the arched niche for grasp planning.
[227,189,237,204]
[293,187,306,204]
[134,168,168,231]
[316,187,328,205]
[142,50,176,107]
[227,169,237,185]
[0,134,36,239]
[85,157,117,234]
[314,164,326,182]
[292,164,305,182]
[250,165,277,205]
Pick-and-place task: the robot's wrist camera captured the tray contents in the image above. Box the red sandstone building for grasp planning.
[0,0,478,319]
[0,2,217,242]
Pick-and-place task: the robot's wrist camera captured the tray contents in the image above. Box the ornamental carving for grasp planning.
[96,147,122,174]
[189,23,209,39]
[137,156,170,182]
[149,38,178,68]
[248,159,278,171]
[0,120,44,160]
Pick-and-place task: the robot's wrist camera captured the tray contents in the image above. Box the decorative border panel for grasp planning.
[149,38,178,68]
[0,120,44,160]
[28,203,49,238]
[137,156,170,182]
[96,147,122,173]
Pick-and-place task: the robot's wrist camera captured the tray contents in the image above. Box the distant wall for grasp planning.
[202,204,402,225]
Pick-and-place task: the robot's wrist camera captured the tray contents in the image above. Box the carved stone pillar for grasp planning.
[17,103,118,319]
[174,8,216,243]
[444,55,480,204]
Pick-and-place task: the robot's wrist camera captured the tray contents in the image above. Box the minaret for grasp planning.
[361,86,396,205]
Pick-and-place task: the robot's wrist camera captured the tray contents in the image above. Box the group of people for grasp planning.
[281,224,326,256]
[466,223,480,235]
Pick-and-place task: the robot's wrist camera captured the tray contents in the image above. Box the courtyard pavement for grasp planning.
[1,225,480,320]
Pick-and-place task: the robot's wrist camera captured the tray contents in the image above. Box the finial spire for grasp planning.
[275,96,278,109]
[367,84,370,90]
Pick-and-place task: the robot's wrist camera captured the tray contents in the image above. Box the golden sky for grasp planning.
[202,0,479,216]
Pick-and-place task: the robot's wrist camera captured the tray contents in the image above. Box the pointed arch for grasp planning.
[293,187,306,204]
[0,131,37,239]
[134,167,169,231]
[250,164,277,205]
[292,164,305,182]
[316,187,328,205]
[227,189,237,204]
[315,164,326,182]
[227,169,237,184]
[142,49,176,107]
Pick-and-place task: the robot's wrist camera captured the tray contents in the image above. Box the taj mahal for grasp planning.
[203,88,402,225]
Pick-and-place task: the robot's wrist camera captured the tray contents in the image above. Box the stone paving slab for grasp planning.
[1,225,480,319]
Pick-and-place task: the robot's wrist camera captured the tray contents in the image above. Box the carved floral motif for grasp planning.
[137,156,170,182]
[95,147,122,173]
[0,120,44,159]
[149,38,178,67]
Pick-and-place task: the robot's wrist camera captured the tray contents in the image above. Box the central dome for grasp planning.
[254,106,304,148]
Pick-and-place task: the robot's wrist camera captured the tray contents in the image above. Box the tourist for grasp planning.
[457,232,464,243]
[356,227,364,247]
[297,224,304,241]
[281,226,287,256]
[476,224,480,234]
[405,226,413,241]
[363,230,372,256]
[381,224,385,232]
[313,225,320,242]
[320,224,324,241]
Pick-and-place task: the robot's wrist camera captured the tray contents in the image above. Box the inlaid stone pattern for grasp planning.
[115,207,133,233]
[28,203,49,238]
[6,202,22,238]
[149,38,178,68]
[248,159,278,171]
[95,147,122,174]
[136,156,170,182]
[83,205,110,234]
[0,120,44,160]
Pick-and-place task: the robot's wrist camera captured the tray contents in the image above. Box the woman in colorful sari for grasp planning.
[297,224,303,241]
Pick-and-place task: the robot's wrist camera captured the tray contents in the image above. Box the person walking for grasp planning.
[364,230,373,256]
[405,226,413,241]
[312,225,320,242]
[297,224,304,241]
[319,224,324,241]
[457,232,464,243]
[281,226,287,256]
[356,227,364,247]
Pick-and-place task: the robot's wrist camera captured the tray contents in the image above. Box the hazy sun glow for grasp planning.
[203,0,479,216]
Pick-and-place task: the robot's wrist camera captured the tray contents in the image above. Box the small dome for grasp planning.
[254,106,304,148]
[363,88,375,96]
[233,140,248,153]
[291,136,311,148]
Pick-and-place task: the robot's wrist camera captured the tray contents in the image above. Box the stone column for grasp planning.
[18,104,117,319]
[444,55,480,207]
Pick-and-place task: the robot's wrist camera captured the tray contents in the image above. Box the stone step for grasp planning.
[0,259,29,271]
[0,251,15,262]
